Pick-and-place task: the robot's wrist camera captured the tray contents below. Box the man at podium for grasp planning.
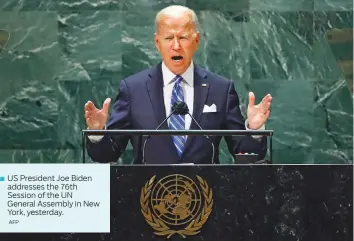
[84,5,272,164]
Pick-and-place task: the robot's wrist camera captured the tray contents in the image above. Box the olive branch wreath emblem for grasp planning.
[140,175,213,239]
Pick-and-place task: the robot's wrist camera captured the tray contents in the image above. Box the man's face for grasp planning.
[154,12,200,75]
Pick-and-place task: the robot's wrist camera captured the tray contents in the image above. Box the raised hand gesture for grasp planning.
[247,92,272,129]
[84,98,111,130]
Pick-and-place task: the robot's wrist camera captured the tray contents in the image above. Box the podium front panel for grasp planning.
[0,165,352,241]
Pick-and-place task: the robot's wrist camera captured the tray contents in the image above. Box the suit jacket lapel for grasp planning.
[146,63,168,129]
[191,66,209,128]
[184,65,209,153]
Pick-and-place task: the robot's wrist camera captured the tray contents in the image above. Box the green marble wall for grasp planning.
[0,0,352,164]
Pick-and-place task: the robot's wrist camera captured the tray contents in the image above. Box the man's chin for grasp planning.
[166,60,190,74]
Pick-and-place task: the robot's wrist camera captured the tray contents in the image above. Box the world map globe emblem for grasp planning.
[141,174,213,238]
[150,174,202,226]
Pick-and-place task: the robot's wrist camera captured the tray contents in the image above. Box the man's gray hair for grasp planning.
[155,5,199,33]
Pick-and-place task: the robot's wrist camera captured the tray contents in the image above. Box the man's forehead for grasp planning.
[159,20,194,32]
[160,20,193,28]
[159,27,194,36]
[160,23,193,30]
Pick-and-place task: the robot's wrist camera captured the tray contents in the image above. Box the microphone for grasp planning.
[172,101,189,115]
[141,103,179,164]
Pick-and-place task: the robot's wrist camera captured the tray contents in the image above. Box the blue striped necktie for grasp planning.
[169,75,185,157]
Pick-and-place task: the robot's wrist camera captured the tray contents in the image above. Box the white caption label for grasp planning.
[0,164,110,233]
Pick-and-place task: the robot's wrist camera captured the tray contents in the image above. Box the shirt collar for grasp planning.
[161,61,194,87]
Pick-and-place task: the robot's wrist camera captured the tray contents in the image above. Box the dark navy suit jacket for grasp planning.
[86,63,267,164]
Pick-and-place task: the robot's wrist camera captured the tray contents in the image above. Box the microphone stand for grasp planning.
[141,101,216,165]
[142,110,176,164]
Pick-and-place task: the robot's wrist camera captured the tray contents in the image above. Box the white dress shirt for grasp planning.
[161,61,193,130]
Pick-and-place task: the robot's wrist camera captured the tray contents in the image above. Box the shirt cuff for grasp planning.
[245,119,265,140]
[87,125,105,143]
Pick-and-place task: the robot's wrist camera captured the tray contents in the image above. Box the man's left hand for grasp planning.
[247,92,272,129]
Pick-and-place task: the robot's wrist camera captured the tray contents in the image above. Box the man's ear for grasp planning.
[154,33,160,51]
[194,31,200,44]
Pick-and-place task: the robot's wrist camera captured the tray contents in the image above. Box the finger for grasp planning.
[261,94,271,104]
[102,98,111,113]
[85,101,95,111]
[86,118,94,128]
[264,110,270,120]
[261,96,272,110]
[263,102,271,113]
[266,94,272,103]
[248,92,255,107]
[85,110,90,119]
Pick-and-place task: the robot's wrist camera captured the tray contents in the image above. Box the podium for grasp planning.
[104,165,352,241]
[81,129,274,164]
[72,130,353,241]
[0,128,352,241]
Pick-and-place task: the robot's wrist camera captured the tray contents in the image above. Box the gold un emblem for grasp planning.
[140,174,213,238]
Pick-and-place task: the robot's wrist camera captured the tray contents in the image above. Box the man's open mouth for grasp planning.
[172,56,183,61]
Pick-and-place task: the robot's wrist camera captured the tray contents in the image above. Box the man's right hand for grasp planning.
[84,98,111,130]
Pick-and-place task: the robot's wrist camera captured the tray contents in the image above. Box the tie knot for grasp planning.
[174,75,183,84]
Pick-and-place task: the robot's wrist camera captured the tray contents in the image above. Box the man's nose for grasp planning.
[172,38,181,50]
